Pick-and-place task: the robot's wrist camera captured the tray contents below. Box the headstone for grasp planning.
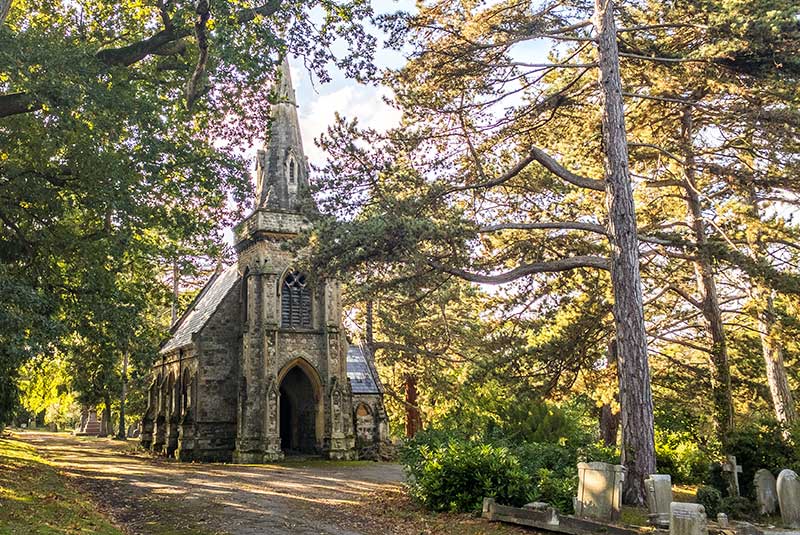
[716,513,728,528]
[722,455,743,497]
[575,462,625,521]
[645,474,673,528]
[755,469,778,515]
[670,503,708,535]
[777,469,800,528]
[75,407,101,436]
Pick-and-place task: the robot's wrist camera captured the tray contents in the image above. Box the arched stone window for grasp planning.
[286,154,298,194]
[281,271,311,328]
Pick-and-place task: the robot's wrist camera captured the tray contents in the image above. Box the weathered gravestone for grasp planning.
[645,474,673,528]
[670,503,708,535]
[777,469,800,528]
[722,455,743,497]
[575,462,625,521]
[755,469,778,516]
[74,407,101,436]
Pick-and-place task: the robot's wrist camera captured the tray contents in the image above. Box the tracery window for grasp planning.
[281,271,311,328]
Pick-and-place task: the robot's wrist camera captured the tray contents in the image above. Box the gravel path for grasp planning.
[16,431,408,535]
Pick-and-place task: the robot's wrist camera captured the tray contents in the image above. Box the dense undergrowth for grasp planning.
[400,400,800,516]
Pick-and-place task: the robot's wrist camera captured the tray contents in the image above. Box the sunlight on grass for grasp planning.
[0,435,123,535]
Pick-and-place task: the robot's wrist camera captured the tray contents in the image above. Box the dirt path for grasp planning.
[15,431,523,535]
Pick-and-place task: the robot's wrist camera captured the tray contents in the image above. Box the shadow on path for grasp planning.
[16,431,406,535]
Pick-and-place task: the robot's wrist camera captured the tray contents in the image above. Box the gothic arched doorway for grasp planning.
[279,365,319,454]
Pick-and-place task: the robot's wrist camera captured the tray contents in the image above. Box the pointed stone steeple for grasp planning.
[254,58,311,212]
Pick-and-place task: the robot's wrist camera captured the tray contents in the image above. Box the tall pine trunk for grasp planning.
[117,351,129,440]
[744,187,797,429]
[681,107,734,447]
[404,374,422,438]
[757,292,797,427]
[595,0,655,505]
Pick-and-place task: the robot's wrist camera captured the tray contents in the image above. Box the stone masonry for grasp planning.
[141,59,387,462]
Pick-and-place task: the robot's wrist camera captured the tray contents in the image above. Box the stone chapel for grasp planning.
[140,60,389,462]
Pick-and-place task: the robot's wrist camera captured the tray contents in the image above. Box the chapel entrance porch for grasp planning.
[278,364,319,455]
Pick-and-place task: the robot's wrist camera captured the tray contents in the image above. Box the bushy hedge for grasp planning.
[401,438,534,512]
[696,485,722,517]
[401,427,617,513]
[726,419,799,497]
[654,430,710,484]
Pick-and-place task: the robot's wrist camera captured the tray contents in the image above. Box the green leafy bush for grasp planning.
[727,419,798,497]
[402,438,534,512]
[696,485,722,518]
[655,431,710,484]
[719,496,758,521]
[530,468,578,514]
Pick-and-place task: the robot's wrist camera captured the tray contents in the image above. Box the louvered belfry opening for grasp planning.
[281,271,312,328]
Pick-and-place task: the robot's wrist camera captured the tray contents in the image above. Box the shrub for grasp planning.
[728,419,797,497]
[696,485,722,518]
[719,496,758,521]
[654,431,710,484]
[530,468,578,514]
[403,438,534,512]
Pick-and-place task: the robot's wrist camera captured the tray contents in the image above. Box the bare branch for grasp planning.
[479,221,608,235]
[667,284,703,310]
[529,146,605,191]
[185,0,210,109]
[429,256,611,284]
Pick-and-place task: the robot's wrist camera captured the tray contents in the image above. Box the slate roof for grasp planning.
[160,265,240,354]
[347,345,383,394]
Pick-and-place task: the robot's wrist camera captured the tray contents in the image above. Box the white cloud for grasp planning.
[298,84,401,166]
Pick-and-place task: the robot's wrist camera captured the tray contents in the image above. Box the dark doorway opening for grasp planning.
[279,366,317,454]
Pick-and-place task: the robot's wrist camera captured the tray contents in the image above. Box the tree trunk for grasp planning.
[680,107,734,447]
[365,300,374,348]
[743,187,797,429]
[100,395,112,437]
[404,374,422,438]
[0,0,12,24]
[171,259,179,326]
[600,340,621,447]
[595,0,656,505]
[117,351,129,440]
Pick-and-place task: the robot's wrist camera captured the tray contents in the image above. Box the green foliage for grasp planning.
[528,468,578,514]
[719,496,758,521]
[728,419,799,497]
[654,430,711,484]
[696,486,722,518]
[401,417,618,514]
[402,437,534,512]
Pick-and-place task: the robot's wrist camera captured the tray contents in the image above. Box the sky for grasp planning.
[257,1,415,169]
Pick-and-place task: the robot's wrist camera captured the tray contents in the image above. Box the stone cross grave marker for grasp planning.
[777,469,800,528]
[670,503,708,535]
[575,462,625,521]
[754,469,778,515]
[645,474,673,528]
[722,455,743,497]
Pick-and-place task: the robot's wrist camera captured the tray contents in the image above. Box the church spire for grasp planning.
[254,58,311,212]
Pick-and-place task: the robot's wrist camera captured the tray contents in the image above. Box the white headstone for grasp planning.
[755,469,778,516]
[716,513,728,528]
[645,474,673,527]
[575,462,625,521]
[670,503,708,535]
[778,469,800,528]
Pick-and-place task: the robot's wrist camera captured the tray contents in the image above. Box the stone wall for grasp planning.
[193,278,242,462]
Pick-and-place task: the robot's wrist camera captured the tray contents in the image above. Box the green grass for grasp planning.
[0,436,123,535]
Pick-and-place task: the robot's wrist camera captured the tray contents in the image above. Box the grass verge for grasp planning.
[0,435,123,535]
